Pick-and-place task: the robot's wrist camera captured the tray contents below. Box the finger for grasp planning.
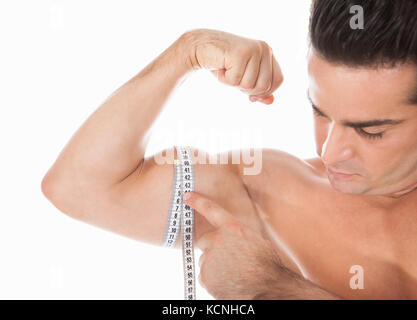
[183,191,234,228]
[198,250,208,268]
[211,69,226,83]
[198,272,206,289]
[239,53,261,91]
[265,52,284,96]
[195,231,216,251]
[249,50,283,104]
[224,55,250,87]
[251,42,273,97]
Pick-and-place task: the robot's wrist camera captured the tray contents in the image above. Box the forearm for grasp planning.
[254,266,343,300]
[44,32,194,189]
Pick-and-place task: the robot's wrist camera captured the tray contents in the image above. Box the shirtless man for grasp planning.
[41,0,417,299]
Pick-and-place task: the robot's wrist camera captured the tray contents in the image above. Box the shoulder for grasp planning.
[238,148,324,193]
[235,149,327,277]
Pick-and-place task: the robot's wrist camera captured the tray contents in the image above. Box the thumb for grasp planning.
[249,94,274,105]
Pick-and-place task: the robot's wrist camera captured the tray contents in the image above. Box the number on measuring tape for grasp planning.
[162,145,196,300]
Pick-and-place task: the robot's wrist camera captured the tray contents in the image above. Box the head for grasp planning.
[307,0,417,196]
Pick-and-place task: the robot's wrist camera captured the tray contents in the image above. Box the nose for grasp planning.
[321,122,354,166]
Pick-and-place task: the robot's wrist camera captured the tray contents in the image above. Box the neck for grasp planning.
[386,181,417,199]
[362,181,417,210]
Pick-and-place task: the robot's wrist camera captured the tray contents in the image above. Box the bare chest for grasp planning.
[250,179,417,299]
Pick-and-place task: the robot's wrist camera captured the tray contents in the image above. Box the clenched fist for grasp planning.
[181,28,284,105]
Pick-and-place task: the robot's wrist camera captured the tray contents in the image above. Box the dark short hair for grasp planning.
[309,0,417,104]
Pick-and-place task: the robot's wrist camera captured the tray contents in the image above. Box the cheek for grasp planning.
[377,134,417,172]
[358,133,417,179]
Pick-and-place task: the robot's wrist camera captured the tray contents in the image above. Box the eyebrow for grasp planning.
[306,91,405,129]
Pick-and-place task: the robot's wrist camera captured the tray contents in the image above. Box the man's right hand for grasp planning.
[182,28,284,105]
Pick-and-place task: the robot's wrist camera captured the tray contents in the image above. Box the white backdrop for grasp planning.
[0,0,315,299]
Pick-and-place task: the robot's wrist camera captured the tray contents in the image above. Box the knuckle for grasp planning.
[256,81,271,93]
[198,252,205,268]
[250,41,263,55]
[240,80,256,90]
[228,74,242,86]
[236,46,252,60]
[258,40,270,53]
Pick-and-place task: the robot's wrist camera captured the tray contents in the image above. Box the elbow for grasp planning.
[41,173,54,200]
[41,171,56,202]
[41,172,76,217]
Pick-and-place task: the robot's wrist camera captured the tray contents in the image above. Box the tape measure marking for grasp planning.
[162,145,196,300]
[162,161,182,247]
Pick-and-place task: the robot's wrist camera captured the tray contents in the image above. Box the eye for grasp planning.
[355,128,384,139]
[312,106,326,117]
[312,104,385,139]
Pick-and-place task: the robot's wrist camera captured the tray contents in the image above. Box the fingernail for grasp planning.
[250,96,258,102]
[183,192,192,201]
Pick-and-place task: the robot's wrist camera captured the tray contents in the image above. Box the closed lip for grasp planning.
[326,167,357,177]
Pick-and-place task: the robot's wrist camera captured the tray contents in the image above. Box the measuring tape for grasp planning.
[162,145,196,300]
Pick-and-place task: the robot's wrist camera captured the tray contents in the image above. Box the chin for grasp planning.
[327,175,370,195]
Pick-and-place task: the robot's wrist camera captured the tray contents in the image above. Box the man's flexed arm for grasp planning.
[41,29,283,246]
[41,29,282,196]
